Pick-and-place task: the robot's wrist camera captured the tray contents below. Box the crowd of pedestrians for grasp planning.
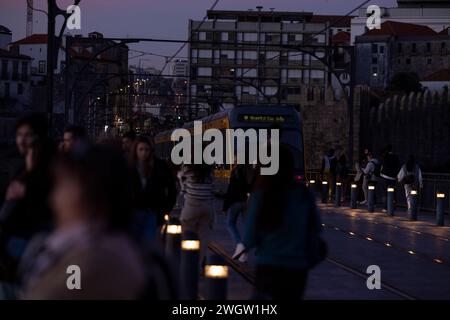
[321,144,424,215]
[0,113,327,300]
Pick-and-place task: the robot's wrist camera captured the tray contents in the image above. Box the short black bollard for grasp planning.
[321,181,328,204]
[409,190,418,221]
[436,193,446,226]
[165,217,182,263]
[387,187,395,216]
[308,179,316,192]
[350,184,358,209]
[205,254,228,300]
[335,182,342,207]
[368,185,375,212]
[180,231,200,300]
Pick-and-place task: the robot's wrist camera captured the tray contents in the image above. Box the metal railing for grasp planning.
[306,170,450,215]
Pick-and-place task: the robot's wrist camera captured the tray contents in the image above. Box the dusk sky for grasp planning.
[0,0,397,69]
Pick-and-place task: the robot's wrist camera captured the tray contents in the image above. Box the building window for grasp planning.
[372,44,378,54]
[21,61,28,81]
[198,67,212,77]
[441,42,446,50]
[4,83,10,98]
[426,43,431,52]
[379,46,385,54]
[1,60,8,80]
[38,60,46,73]
[17,83,23,95]
[397,43,403,54]
[243,33,257,42]
[412,43,416,53]
[406,58,411,65]
[427,58,432,65]
[372,57,378,65]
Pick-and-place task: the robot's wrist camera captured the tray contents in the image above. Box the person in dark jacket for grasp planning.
[244,145,325,300]
[380,145,401,211]
[0,138,55,282]
[223,164,251,262]
[129,136,176,240]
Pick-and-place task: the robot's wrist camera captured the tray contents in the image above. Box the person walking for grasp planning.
[320,149,337,200]
[129,136,177,242]
[179,164,215,264]
[360,152,381,205]
[397,155,423,215]
[244,146,326,300]
[380,145,401,211]
[223,164,250,263]
[0,138,55,283]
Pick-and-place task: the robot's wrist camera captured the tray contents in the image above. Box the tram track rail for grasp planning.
[207,240,418,300]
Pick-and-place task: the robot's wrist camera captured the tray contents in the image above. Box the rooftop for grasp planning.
[332,31,351,44]
[0,25,12,35]
[363,20,437,37]
[10,34,48,45]
[207,9,313,22]
[0,48,31,60]
[310,15,354,28]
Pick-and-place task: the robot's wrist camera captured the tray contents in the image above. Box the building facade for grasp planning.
[351,0,450,44]
[0,26,12,50]
[355,21,450,88]
[0,48,31,107]
[188,9,334,112]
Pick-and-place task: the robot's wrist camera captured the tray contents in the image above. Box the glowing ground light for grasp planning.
[366,237,373,241]
[334,227,340,231]
[205,265,229,279]
[434,259,443,264]
[408,250,415,255]
[349,232,355,236]
[385,243,392,247]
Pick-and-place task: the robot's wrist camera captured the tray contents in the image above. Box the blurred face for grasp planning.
[122,137,133,153]
[136,142,151,162]
[16,124,37,155]
[63,132,74,152]
[51,168,88,229]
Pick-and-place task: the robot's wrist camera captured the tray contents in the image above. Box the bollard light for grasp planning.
[321,181,329,204]
[180,231,200,300]
[387,187,395,216]
[308,180,316,193]
[335,182,342,207]
[165,217,182,263]
[205,265,229,279]
[309,180,316,184]
[181,240,200,251]
[205,254,228,300]
[368,185,375,212]
[409,190,418,221]
[436,193,446,226]
[350,184,358,209]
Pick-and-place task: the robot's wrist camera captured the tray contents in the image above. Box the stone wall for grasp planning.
[299,85,365,170]
[366,89,450,171]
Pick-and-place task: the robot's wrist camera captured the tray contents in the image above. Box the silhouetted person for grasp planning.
[20,145,146,299]
[398,155,423,215]
[62,126,88,154]
[0,138,55,283]
[320,148,337,200]
[129,136,176,236]
[380,145,401,211]
[244,146,326,300]
[122,131,136,157]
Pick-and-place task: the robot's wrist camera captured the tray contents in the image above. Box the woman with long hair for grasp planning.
[129,136,177,242]
[398,155,423,215]
[243,145,325,300]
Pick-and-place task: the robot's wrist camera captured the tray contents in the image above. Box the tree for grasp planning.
[387,72,422,93]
